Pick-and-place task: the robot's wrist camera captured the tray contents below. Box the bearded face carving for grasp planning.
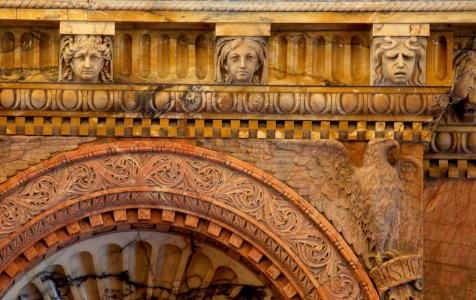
[371,36,427,86]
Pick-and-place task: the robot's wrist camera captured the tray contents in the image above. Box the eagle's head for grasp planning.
[363,138,399,166]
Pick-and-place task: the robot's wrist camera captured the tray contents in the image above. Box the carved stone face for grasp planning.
[451,51,476,102]
[371,36,426,86]
[382,46,417,84]
[452,69,476,101]
[71,44,104,83]
[225,43,259,83]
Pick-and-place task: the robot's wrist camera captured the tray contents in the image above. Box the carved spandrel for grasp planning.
[198,138,424,299]
[59,35,113,83]
[215,37,268,84]
[0,136,95,184]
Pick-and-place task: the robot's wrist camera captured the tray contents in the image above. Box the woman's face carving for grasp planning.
[225,43,259,83]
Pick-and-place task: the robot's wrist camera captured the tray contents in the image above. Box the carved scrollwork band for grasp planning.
[0,142,378,300]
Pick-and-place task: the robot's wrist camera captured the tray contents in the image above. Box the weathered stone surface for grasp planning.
[0,136,95,183]
[424,179,476,300]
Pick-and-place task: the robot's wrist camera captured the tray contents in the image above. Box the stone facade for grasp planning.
[0,1,474,299]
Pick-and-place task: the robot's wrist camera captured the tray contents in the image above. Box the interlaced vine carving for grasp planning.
[0,148,371,299]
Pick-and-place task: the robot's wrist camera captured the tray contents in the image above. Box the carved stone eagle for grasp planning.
[200,138,422,270]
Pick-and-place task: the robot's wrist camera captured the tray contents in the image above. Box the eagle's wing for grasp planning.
[200,140,367,255]
[275,140,368,256]
[394,155,423,254]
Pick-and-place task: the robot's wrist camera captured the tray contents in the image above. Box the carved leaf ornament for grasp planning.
[0,142,378,299]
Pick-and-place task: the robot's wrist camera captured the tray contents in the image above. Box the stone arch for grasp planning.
[0,141,379,299]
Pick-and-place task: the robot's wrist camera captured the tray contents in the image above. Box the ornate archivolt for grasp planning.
[5,231,275,299]
[0,141,380,299]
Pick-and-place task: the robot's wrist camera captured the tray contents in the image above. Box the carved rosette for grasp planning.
[0,142,377,299]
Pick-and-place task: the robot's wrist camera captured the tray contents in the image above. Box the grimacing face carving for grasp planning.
[59,35,112,83]
[373,36,426,86]
[382,45,416,84]
[215,37,267,84]
[450,51,476,102]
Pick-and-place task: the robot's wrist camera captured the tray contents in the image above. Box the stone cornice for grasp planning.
[1,0,475,12]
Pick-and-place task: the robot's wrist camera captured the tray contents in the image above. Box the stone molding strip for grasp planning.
[0,116,431,142]
[1,1,475,12]
[424,158,476,178]
[430,129,476,154]
[0,86,444,118]
[0,204,300,298]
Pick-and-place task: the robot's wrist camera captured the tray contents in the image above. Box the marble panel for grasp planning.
[424,179,476,300]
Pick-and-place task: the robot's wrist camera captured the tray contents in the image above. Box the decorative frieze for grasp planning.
[269,31,370,85]
[1,0,476,13]
[426,32,453,86]
[0,85,445,118]
[0,26,454,88]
